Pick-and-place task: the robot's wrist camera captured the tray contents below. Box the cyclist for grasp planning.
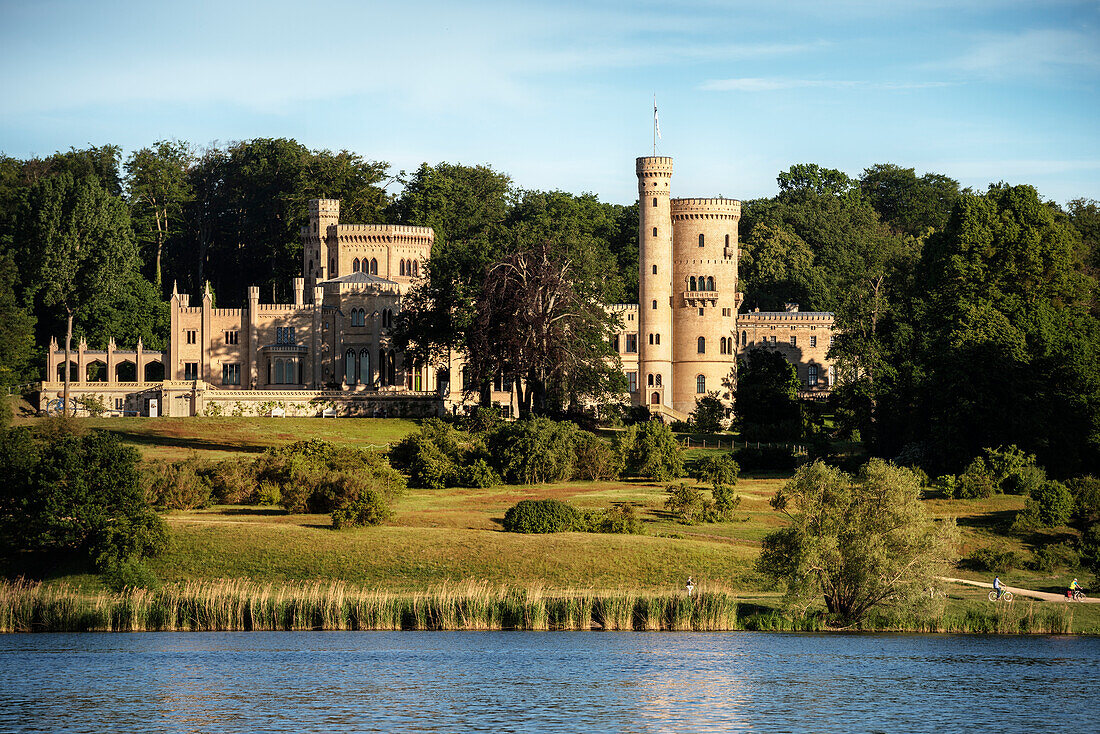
[993,576,1004,600]
[1069,578,1082,600]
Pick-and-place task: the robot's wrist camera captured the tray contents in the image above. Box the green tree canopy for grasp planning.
[735,349,802,441]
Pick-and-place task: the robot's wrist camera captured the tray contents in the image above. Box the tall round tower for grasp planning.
[670,197,741,415]
[637,156,674,410]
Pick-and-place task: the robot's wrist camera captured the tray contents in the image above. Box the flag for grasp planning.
[654,101,662,140]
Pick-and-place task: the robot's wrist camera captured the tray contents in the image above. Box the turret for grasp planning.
[636,156,674,410]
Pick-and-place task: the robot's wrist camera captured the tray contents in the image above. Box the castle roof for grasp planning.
[320,272,399,286]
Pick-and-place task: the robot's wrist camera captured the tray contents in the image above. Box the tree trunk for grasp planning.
[63,309,73,418]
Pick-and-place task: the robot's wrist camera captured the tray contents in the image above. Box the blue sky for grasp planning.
[1,0,1098,205]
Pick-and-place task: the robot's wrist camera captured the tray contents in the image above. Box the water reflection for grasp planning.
[1,632,1097,733]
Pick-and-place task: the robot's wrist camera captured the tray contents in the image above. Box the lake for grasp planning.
[2,632,1097,732]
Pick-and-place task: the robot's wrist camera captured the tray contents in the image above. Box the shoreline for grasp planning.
[1,580,1087,635]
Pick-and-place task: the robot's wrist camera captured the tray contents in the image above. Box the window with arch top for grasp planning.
[698,234,705,247]
[399,260,406,277]
[652,197,657,207]
[696,375,706,393]
[651,391,660,405]
[352,258,360,272]
[697,336,706,354]
[652,265,657,274]
[370,258,378,274]
[689,276,696,291]
[652,227,657,237]
[706,276,714,291]
[652,300,657,310]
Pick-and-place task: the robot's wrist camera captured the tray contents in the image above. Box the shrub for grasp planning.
[142,459,213,510]
[691,393,726,433]
[572,431,622,481]
[409,437,457,489]
[617,421,684,480]
[454,458,501,488]
[934,474,959,498]
[257,481,281,506]
[955,467,995,499]
[76,395,108,417]
[1067,476,1100,526]
[669,420,691,432]
[664,484,712,525]
[100,559,160,592]
[588,503,643,534]
[1014,480,1074,529]
[958,446,1044,498]
[963,547,1021,573]
[1029,542,1080,572]
[734,446,800,473]
[693,453,740,488]
[489,418,579,484]
[205,460,257,504]
[712,483,742,518]
[329,474,395,528]
[502,499,583,533]
[624,405,652,425]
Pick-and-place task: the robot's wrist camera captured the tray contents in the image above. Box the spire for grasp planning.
[171,280,179,299]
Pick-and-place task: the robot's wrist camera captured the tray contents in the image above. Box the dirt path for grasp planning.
[938,576,1097,604]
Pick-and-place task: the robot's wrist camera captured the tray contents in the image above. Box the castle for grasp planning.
[38,157,835,418]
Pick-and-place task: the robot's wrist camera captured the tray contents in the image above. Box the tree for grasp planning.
[22,173,136,415]
[0,253,35,385]
[466,240,623,415]
[734,350,802,441]
[738,223,823,312]
[757,459,956,624]
[0,424,167,568]
[125,141,194,288]
[690,392,726,433]
[860,163,961,237]
[616,420,684,480]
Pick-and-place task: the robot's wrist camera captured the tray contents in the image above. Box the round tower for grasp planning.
[637,156,674,410]
[670,197,741,415]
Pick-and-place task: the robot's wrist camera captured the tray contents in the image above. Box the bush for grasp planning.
[617,421,684,480]
[205,460,257,504]
[963,547,1021,573]
[257,481,281,506]
[693,453,740,488]
[572,431,622,481]
[100,559,160,592]
[455,458,501,488]
[664,484,712,525]
[957,446,1044,498]
[1014,480,1074,529]
[329,474,395,528]
[691,393,726,433]
[587,503,643,534]
[142,459,213,510]
[712,483,742,518]
[624,405,652,425]
[734,446,800,473]
[489,418,579,484]
[1029,542,1080,572]
[1068,476,1100,526]
[502,499,583,533]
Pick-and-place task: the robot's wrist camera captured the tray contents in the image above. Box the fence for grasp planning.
[679,437,807,454]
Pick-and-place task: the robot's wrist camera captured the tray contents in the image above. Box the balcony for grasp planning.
[682,290,718,305]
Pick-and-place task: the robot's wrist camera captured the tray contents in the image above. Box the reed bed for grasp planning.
[0,580,1084,634]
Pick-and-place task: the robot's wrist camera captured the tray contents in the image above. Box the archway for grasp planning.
[143,360,164,382]
[115,360,136,382]
[57,361,77,382]
[650,391,660,405]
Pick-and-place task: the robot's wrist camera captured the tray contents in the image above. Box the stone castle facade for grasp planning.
[38,157,834,418]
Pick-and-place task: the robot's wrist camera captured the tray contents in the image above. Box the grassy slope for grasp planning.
[12,416,1097,628]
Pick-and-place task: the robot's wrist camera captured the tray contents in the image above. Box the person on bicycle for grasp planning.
[1069,578,1081,599]
[993,576,1003,600]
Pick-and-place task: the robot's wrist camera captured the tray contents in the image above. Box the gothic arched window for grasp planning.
[696,375,706,393]
[697,336,706,354]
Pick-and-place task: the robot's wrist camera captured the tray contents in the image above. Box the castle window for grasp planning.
[698,234,705,247]
[330,258,336,273]
[699,308,704,316]
[810,336,817,348]
[625,334,638,353]
[627,372,637,393]
[697,336,706,354]
[770,336,777,345]
[308,259,313,275]
[791,336,797,347]
[186,330,197,345]
[655,333,660,345]
[184,362,198,381]
[652,227,657,237]
[648,373,654,387]
[359,349,371,385]
[808,364,819,386]
[353,258,361,272]
[696,375,706,394]
[224,330,239,345]
[725,234,730,247]
[652,197,657,207]
[276,327,295,344]
[413,261,419,277]
[649,333,653,345]
[400,260,406,277]
[741,331,747,347]
[706,277,714,291]
[830,336,835,349]
[222,363,241,386]
[655,373,662,386]
[652,265,657,274]
[689,276,696,291]
[651,391,660,405]
[344,349,356,384]
[370,258,378,275]
[652,300,658,310]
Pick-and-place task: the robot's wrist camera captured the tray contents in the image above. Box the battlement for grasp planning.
[671,198,741,220]
[333,224,434,245]
[308,199,340,216]
[636,156,674,183]
[738,311,834,323]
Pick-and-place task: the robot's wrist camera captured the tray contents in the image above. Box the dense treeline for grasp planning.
[2,139,1099,477]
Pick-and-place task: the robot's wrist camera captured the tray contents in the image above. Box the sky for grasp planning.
[1,0,1098,206]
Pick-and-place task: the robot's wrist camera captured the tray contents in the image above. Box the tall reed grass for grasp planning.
[0,580,1081,634]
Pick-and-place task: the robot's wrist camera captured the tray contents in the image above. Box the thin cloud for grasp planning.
[700,77,954,92]
[930,29,1100,80]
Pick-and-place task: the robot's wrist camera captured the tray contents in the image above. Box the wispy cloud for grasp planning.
[699,78,954,92]
[930,29,1100,80]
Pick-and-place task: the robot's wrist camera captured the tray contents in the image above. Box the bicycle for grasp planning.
[988,590,1014,602]
[1070,589,1087,602]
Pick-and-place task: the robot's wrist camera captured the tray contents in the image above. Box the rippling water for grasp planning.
[2,632,1097,733]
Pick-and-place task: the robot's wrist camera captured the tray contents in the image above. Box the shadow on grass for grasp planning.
[957,509,1018,532]
[1,549,95,583]
[101,428,269,455]
[216,507,288,517]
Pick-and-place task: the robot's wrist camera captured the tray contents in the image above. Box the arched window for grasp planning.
[370,258,378,274]
[274,359,284,385]
[649,333,653,345]
[652,227,657,237]
[330,258,336,273]
[652,197,657,207]
[697,336,706,354]
[655,373,662,386]
[360,308,367,326]
[652,300,657,310]
[741,330,747,347]
[399,260,406,276]
[308,259,313,275]
[696,375,706,394]
[412,261,419,277]
[689,276,697,291]
[655,333,660,345]
[359,349,371,385]
[387,350,396,386]
[344,349,356,384]
[651,391,660,405]
[698,234,705,247]
[706,276,714,291]
[719,337,726,354]
[725,234,730,247]
[380,348,387,385]
[353,258,360,272]
[647,373,654,387]
[652,265,657,274]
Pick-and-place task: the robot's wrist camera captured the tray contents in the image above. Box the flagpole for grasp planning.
[653,94,657,155]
